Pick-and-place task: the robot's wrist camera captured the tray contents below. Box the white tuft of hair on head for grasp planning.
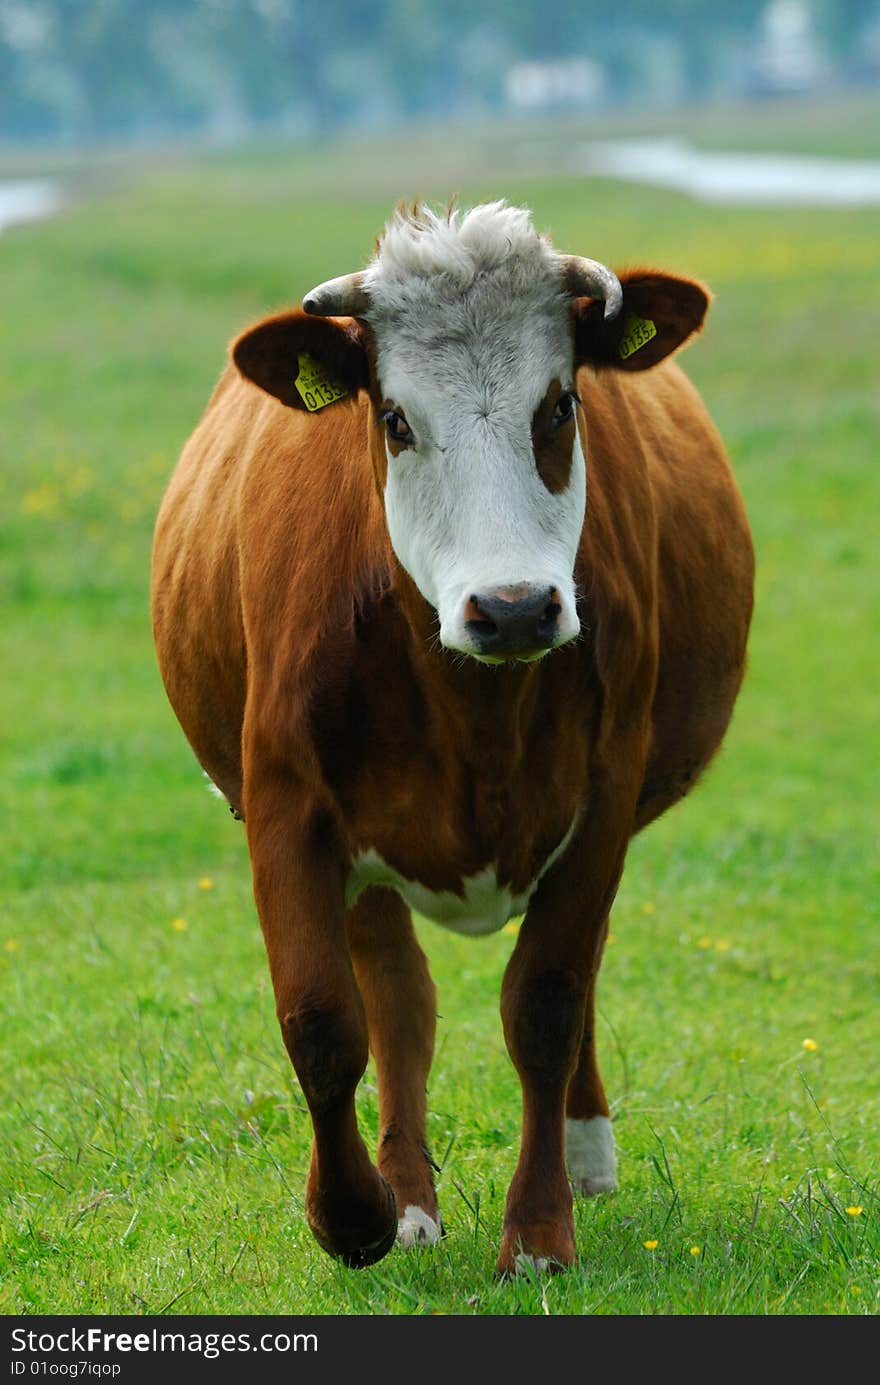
[362,200,564,316]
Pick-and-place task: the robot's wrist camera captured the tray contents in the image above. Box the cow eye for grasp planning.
[552,391,579,428]
[381,409,415,447]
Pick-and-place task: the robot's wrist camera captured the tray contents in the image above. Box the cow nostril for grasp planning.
[464,594,498,638]
[543,590,562,625]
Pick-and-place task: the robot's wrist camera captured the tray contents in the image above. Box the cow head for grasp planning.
[233,202,709,664]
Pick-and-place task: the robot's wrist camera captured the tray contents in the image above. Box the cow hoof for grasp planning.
[308,1174,398,1269]
[396,1205,442,1249]
[496,1224,576,1278]
[337,1217,399,1269]
[513,1253,560,1277]
[495,1250,571,1279]
[566,1115,617,1197]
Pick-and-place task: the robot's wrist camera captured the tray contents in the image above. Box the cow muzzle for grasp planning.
[460,583,567,663]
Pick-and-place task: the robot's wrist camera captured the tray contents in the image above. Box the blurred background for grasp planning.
[4,1,880,227]
[2,0,878,1317]
[2,0,880,147]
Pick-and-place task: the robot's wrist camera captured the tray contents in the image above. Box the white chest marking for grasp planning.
[346,820,577,936]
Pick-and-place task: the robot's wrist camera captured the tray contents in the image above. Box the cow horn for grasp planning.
[302,272,369,317]
[560,255,623,321]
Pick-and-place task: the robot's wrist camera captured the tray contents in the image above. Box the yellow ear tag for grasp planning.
[294,352,349,411]
[618,313,658,361]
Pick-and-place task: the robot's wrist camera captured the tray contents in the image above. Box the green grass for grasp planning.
[1,103,879,1315]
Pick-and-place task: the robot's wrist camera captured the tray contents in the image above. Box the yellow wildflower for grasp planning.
[689,1246,701,1256]
[4,939,20,953]
[21,483,61,517]
[198,877,214,891]
[171,917,188,932]
[644,1239,658,1251]
[845,1206,863,1217]
[802,1038,818,1052]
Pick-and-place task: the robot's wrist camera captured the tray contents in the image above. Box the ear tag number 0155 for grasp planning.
[294,353,348,411]
[618,313,657,361]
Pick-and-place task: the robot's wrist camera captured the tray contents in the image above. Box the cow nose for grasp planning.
[464,584,562,659]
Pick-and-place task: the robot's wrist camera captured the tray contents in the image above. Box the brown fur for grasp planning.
[151,260,754,1275]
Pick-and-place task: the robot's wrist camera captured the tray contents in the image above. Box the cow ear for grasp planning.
[232,309,369,411]
[573,270,710,372]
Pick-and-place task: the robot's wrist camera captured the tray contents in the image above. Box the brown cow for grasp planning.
[151,201,754,1275]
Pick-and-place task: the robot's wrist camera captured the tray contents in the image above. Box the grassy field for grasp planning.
[1,100,878,1316]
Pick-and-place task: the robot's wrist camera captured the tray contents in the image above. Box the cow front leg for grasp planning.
[498,805,634,1275]
[499,951,587,1273]
[347,886,441,1248]
[245,774,397,1268]
[565,954,618,1197]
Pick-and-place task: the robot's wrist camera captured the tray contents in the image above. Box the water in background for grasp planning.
[0,180,63,233]
[4,140,880,234]
[577,138,880,206]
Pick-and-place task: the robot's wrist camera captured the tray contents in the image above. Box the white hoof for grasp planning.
[566,1115,617,1196]
[396,1205,442,1249]
[514,1252,551,1277]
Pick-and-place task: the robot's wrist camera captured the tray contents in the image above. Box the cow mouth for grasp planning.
[469,646,554,666]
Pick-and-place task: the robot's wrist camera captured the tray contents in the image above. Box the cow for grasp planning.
[151,200,754,1275]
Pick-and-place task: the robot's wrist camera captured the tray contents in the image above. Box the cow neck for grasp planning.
[390,563,541,778]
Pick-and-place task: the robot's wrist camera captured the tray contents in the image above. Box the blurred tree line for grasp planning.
[1,0,877,144]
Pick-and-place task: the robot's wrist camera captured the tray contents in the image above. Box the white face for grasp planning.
[374,295,585,662]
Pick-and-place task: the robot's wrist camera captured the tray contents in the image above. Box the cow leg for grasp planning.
[498,793,635,1275]
[565,944,618,1197]
[245,773,397,1268]
[346,887,441,1248]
